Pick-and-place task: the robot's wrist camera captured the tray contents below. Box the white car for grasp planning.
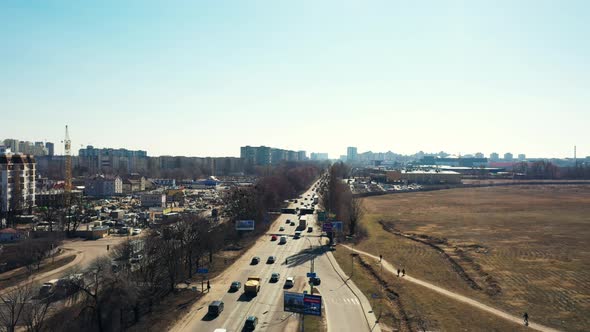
[132,228,142,235]
[284,277,294,288]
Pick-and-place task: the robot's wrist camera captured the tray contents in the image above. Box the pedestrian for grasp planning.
[379,254,382,262]
[207,280,211,292]
[523,312,529,326]
[402,269,405,277]
[397,269,400,277]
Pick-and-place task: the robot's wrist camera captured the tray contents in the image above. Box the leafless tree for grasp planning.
[347,197,364,236]
[22,292,53,332]
[0,282,31,332]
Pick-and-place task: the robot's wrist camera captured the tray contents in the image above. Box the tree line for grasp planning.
[318,162,365,238]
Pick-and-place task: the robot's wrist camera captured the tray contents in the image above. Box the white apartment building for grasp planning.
[0,150,36,213]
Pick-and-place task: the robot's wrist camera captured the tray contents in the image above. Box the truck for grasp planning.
[244,276,261,295]
[298,216,307,230]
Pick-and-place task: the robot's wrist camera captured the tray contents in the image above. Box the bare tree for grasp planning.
[0,282,31,332]
[347,197,364,236]
[22,292,53,332]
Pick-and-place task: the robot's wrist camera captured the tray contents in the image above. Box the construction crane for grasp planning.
[64,125,72,193]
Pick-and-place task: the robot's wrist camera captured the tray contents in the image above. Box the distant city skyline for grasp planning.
[1,1,588,158]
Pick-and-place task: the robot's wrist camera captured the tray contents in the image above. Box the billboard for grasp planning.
[322,222,333,232]
[284,291,304,313]
[317,211,327,222]
[235,220,255,231]
[332,221,343,232]
[284,291,322,316]
[303,294,322,316]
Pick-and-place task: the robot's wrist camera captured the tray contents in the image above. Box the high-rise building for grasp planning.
[347,147,358,162]
[0,150,36,213]
[475,152,484,158]
[241,146,304,166]
[78,145,148,174]
[504,152,513,161]
[297,150,307,161]
[518,154,526,161]
[490,152,499,161]
[310,153,329,161]
[45,142,55,157]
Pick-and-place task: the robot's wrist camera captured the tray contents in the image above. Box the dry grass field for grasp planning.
[356,185,590,331]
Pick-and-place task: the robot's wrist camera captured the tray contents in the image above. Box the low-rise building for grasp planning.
[84,175,122,197]
[140,192,166,208]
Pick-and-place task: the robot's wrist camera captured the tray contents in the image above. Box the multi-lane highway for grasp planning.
[172,183,380,332]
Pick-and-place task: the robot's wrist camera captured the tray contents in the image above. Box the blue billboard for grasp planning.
[284,291,322,316]
[235,220,255,231]
[303,294,322,316]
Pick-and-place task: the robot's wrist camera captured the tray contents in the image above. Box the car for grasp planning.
[267,256,276,264]
[294,231,301,239]
[270,272,280,282]
[132,228,142,235]
[244,316,258,331]
[279,226,285,231]
[271,235,277,241]
[310,277,321,285]
[208,300,224,316]
[229,281,241,292]
[284,277,294,288]
[286,219,291,224]
[251,257,260,265]
[279,236,287,244]
[307,226,313,232]
[290,222,295,226]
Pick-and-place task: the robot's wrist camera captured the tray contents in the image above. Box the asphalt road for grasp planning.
[173,183,379,332]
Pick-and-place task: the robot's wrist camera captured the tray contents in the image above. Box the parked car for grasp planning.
[270,272,280,282]
[284,277,294,288]
[267,256,276,264]
[279,236,287,244]
[279,226,285,231]
[294,231,301,239]
[271,235,277,241]
[286,219,291,224]
[229,281,241,292]
[208,300,224,316]
[132,228,142,235]
[307,226,313,232]
[244,316,258,331]
[251,256,260,265]
[129,255,143,264]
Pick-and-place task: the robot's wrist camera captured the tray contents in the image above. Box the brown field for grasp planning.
[357,185,590,331]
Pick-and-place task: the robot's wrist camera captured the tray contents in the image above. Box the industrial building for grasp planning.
[386,170,462,185]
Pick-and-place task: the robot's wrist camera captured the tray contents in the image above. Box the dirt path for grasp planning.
[341,245,560,332]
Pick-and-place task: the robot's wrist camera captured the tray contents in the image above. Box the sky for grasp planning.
[1,0,589,158]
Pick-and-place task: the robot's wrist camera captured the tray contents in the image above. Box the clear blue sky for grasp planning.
[1,0,588,158]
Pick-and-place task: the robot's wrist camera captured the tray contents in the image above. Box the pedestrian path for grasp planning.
[341,244,561,332]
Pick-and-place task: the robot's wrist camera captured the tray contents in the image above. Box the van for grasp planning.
[208,300,224,316]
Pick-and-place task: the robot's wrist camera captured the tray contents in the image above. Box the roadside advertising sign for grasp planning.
[306,272,316,278]
[331,221,343,232]
[196,268,209,274]
[284,291,305,313]
[303,294,322,316]
[235,220,255,231]
[284,292,322,316]
[322,222,333,232]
